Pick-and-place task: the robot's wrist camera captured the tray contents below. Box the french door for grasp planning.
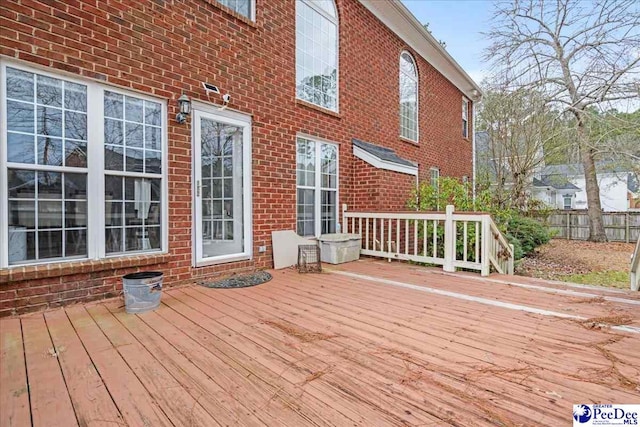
[193,108,251,265]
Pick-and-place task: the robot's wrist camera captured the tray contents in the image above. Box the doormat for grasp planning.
[198,271,272,289]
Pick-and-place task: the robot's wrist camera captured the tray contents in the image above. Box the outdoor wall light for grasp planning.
[176,94,191,124]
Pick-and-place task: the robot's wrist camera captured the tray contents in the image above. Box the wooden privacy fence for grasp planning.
[631,235,640,291]
[543,211,640,243]
[343,205,514,276]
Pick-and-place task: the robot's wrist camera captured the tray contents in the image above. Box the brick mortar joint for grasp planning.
[0,254,173,284]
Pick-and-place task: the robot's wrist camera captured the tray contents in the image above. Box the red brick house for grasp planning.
[0,0,480,316]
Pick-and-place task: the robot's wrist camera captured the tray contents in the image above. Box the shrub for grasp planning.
[505,233,525,260]
[506,216,550,257]
[408,177,550,261]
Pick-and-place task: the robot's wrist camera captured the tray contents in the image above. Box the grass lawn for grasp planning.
[516,239,634,289]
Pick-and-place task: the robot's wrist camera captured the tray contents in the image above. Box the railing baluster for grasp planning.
[366,218,370,250]
[414,220,418,255]
[405,219,409,255]
[396,219,400,254]
[388,219,392,254]
[373,218,377,251]
[381,217,385,252]
[463,221,468,262]
[475,221,480,263]
[423,219,427,257]
[432,220,437,258]
[358,218,362,238]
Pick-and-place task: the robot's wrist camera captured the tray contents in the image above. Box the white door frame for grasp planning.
[192,104,252,267]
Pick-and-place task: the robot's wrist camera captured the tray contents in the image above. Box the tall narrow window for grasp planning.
[215,0,253,19]
[104,91,163,254]
[296,137,338,236]
[296,0,338,111]
[400,52,418,141]
[462,98,469,138]
[430,167,440,189]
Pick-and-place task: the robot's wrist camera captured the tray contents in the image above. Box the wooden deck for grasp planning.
[2,259,639,427]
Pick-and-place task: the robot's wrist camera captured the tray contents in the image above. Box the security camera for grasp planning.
[222,93,231,104]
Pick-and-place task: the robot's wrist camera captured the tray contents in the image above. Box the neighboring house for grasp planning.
[532,164,637,211]
[0,0,480,315]
[629,173,640,211]
[531,177,580,210]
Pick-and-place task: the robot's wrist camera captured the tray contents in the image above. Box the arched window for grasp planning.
[296,0,338,111]
[399,52,418,141]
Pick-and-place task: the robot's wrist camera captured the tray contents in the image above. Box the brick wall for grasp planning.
[0,0,473,316]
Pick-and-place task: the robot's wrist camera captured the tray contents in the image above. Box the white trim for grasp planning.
[353,145,418,176]
[399,51,419,142]
[0,59,169,268]
[296,135,340,238]
[215,0,256,22]
[333,270,640,334]
[359,0,481,101]
[462,97,469,139]
[192,108,253,267]
[0,64,7,268]
[295,0,340,113]
[471,102,476,199]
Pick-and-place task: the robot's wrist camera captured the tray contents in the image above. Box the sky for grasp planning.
[401,0,495,86]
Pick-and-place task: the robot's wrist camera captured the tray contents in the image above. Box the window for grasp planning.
[563,195,572,210]
[296,0,338,111]
[2,63,166,267]
[462,98,469,138]
[296,137,338,237]
[214,0,253,19]
[103,91,163,254]
[430,168,440,189]
[400,52,418,141]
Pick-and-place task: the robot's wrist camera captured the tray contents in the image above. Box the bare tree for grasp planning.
[477,86,568,209]
[485,0,640,241]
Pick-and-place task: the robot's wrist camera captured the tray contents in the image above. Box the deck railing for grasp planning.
[631,234,640,291]
[343,205,514,276]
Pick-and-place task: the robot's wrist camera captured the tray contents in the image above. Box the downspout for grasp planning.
[471,100,477,200]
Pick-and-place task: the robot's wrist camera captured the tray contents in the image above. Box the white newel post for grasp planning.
[342,204,348,234]
[443,205,455,272]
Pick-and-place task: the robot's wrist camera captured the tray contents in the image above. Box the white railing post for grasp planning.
[481,215,491,276]
[443,205,455,272]
[342,204,348,234]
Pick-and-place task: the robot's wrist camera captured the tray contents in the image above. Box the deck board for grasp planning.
[21,315,78,427]
[43,309,124,427]
[0,319,30,427]
[1,259,639,427]
[65,306,173,427]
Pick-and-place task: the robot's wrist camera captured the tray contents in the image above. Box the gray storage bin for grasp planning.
[318,233,361,264]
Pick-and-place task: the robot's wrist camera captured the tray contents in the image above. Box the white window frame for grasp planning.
[462,97,469,139]
[430,167,440,189]
[0,60,168,268]
[399,51,419,142]
[296,134,339,238]
[295,0,339,112]
[563,194,573,210]
[214,0,256,21]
